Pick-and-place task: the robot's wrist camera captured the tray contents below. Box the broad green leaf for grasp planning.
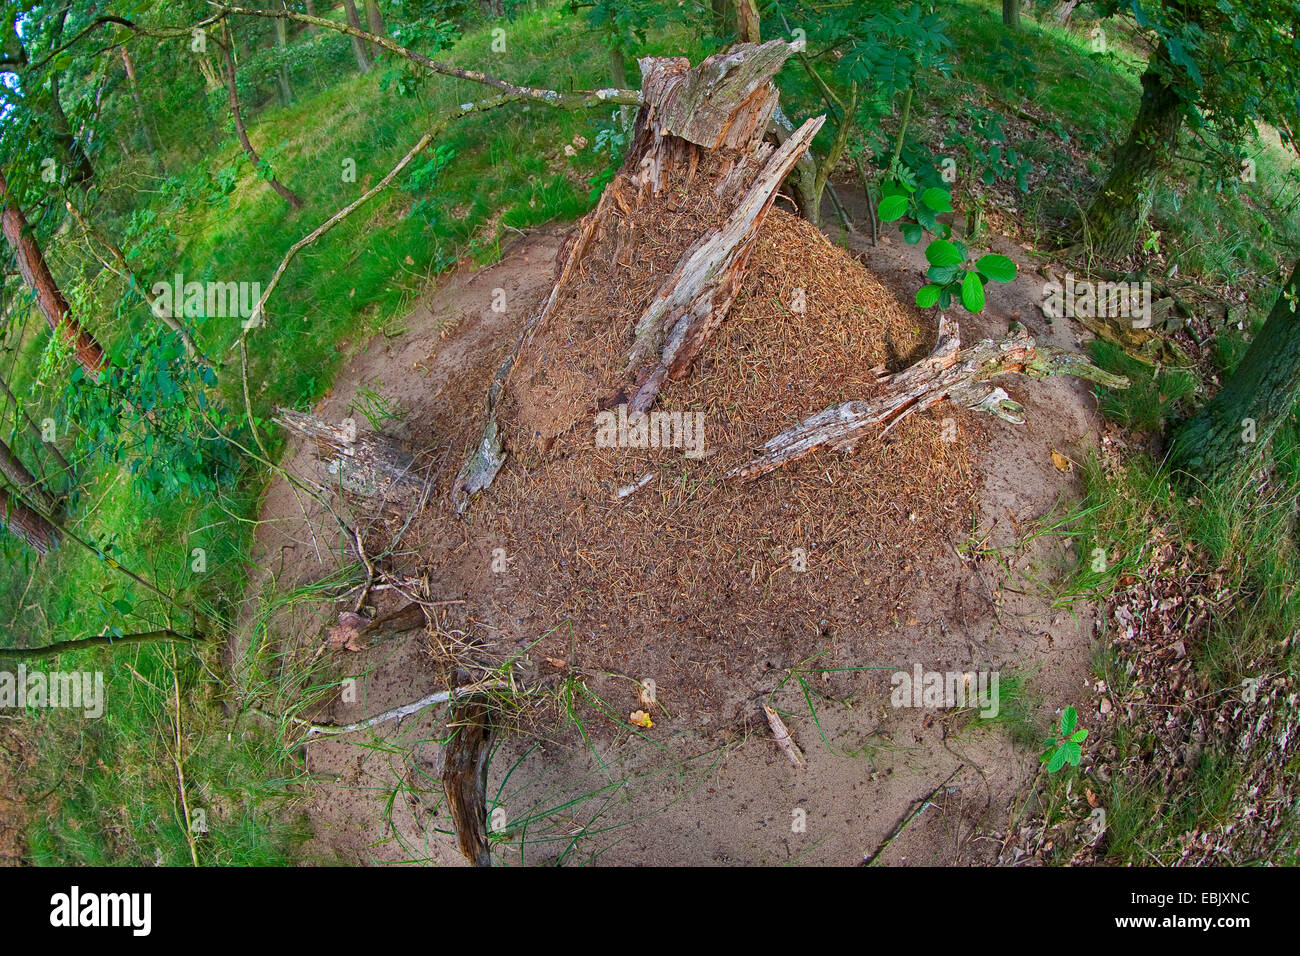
[1061,705,1078,735]
[928,264,961,284]
[919,186,953,212]
[915,283,942,308]
[975,253,1017,282]
[878,195,910,222]
[1071,729,1088,743]
[902,222,923,245]
[925,239,963,267]
[960,271,985,312]
[1048,747,1068,773]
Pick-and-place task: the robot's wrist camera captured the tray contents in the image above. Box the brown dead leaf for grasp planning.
[1051,450,1072,472]
[629,710,654,729]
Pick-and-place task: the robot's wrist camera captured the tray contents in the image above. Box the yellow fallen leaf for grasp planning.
[1051,450,1072,472]
[629,710,653,729]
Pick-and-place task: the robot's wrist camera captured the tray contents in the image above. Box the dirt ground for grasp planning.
[242,184,1107,866]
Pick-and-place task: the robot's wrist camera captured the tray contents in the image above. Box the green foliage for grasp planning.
[877,174,1016,312]
[1040,705,1088,773]
[62,331,246,502]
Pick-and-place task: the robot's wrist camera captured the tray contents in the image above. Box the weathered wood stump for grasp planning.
[276,408,430,509]
[454,39,822,510]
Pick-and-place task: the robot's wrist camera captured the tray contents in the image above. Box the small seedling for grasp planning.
[1041,705,1088,773]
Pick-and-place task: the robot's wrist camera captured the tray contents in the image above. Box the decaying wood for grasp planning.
[276,408,430,508]
[727,316,1129,482]
[442,693,495,867]
[763,704,807,769]
[624,111,823,411]
[454,40,821,511]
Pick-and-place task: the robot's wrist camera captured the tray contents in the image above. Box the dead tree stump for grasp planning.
[276,408,430,509]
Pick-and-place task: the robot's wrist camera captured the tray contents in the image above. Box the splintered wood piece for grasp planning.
[442,695,495,867]
[763,704,807,769]
[727,318,1129,482]
[624,112,824,412]
[276,408,430,508]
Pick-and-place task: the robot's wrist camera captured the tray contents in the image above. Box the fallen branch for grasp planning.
[0,629,202,662]
[296,680,509,741]
[727,316,1129,481]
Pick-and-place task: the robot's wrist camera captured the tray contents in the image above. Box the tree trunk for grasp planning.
[363,0,387,60]
[1170,261,1300,482]
[735,0,761,43]
[450,42,1126,511]
[1003,0,1021,30]
[274,5,293,106]
[0,371,71,474]
[0,174,106,377]
[121,49,165,174]
[0,484,55,556]
[1083,63,1182,260]
[609,41,627,90]
[0,439,55,516]
[304,0,319,32]
[220,31,304,210]
[342,0,372,73]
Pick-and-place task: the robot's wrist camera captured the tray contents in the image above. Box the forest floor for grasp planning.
[243,184,1116,865]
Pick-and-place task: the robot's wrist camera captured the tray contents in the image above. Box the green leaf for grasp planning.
[919,186,953,212]
[878,195,910,222]
[1064,741,1082,765]
[915,284,942,308]
[925,239,963,267]
[901,222,923,245]
[1071,729,1088,743]
[938,288,952,310]
[1047,747,1068,773]
[112,599,133,616]
[960,271,985,312]
[1061,705,1078,736]
[975,253,1017,282]
[928,264,961,284]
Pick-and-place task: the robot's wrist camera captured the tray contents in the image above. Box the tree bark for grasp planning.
[1170,260,1300,482]
[220,30,304,210]
[0,439,55,516]
[0,173,106,377]
[1083,63,1182,260]
[1003,0,1021,30]
[0,371,71,473]
[274,3,293,106]
[735,0,761,43]
[441,694,494,867]
[363,0,387,60]
[342,0,372,73]
[0,484,55,556]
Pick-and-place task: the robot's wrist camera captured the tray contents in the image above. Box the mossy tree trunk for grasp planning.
[1171,261,1300,482]
[1003,0,1020,29]
[1083,64,1183,260]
